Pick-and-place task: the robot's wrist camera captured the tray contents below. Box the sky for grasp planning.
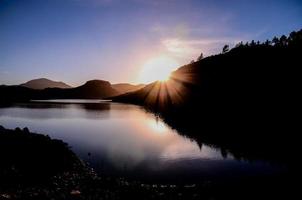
[1,0,302,86]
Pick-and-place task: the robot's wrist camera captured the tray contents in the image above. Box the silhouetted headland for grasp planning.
[111,29,302,167]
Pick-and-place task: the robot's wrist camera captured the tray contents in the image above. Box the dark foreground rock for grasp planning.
[0,125,96,199]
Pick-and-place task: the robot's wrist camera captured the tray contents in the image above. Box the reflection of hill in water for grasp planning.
[0,102,111,119]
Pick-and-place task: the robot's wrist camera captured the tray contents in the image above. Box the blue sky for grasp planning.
[1,0,301,85]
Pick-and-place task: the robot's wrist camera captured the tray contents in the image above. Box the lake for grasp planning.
[0,100,284,183]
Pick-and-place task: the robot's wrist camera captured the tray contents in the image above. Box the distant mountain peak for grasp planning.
[73,79,119,98]
[20,78,72,90]
[84,79,111,86]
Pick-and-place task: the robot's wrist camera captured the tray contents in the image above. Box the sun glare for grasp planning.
[138,55,179,83]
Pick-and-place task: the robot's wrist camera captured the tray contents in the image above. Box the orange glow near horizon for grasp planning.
[134,56,198,111]
[137,55,179,84]
[142,80,187,111]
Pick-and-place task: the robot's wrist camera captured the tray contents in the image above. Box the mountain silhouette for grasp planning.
[67,80,119,99]
[1,79,119,102]
[38,79,120,99]
[20,78,72,90]
[112,83,145,94]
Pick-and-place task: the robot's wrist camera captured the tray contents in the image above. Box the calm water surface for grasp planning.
[0,100,282,183]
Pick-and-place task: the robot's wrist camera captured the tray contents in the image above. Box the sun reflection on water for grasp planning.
[148,118,168,134]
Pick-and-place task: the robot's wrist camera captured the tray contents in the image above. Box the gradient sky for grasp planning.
[1,0,301,86]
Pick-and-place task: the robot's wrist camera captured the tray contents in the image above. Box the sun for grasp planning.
[138,55,179,83]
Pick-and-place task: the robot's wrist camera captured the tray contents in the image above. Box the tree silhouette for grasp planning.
[197,52,204,61]
[279,35,287,46]
[272,37,279,46]
[226,29,302,50]
[289,31,297,43]
[235,41,243,48]
[222,45,229,53]
[264,40,271,46]
[250,40,256,46]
